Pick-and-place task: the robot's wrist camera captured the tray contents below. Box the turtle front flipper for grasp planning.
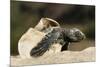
[30,29,60,57]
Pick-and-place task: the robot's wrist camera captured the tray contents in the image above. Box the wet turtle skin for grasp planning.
[30,28,85,57]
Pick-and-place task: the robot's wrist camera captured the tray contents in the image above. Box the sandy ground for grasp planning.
[11,46,95,66]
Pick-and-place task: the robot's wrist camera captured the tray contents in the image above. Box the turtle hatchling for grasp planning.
[18,18,85,58]
[30,27,85,57]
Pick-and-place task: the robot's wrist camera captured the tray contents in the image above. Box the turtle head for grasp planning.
[66,28,86,42]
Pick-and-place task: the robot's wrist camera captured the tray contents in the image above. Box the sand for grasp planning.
[11,47,95,66]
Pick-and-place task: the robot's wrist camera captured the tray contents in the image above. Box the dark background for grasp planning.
[11,1,95,55]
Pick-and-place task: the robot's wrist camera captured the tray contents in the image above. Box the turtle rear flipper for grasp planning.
[30,29,60,57]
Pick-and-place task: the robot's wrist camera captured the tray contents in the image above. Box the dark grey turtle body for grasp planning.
[30,28,85,57]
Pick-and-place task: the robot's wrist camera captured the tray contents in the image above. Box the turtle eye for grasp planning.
[75,31,81,36]
[75,31,82,38]
[75,31,84,40]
